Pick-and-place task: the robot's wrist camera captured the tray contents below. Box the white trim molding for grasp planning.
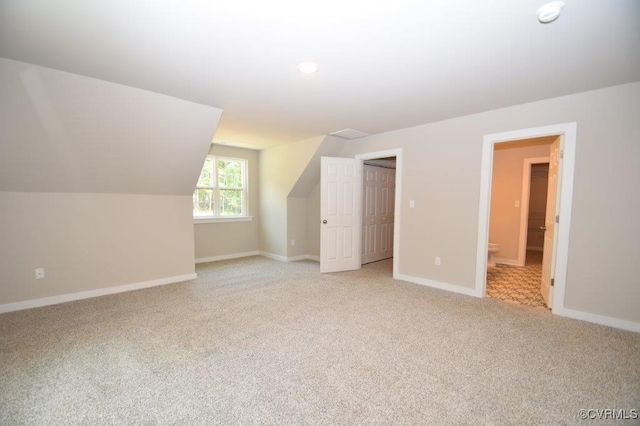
[0,273,197,314]
[259,251,289,262]
[194,216,253,224]
[395,273,478,298]
[355,148,403,279]
[555,307,640,333]
[195,251,259,264]
[476,122,577,307]
[259,252,319,262]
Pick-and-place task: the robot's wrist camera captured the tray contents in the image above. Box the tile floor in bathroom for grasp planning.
[486,250,549,309]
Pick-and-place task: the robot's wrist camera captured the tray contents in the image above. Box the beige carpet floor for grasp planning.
[1,256,639,425]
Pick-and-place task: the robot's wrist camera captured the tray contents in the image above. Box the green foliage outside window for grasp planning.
[193,156,246,218]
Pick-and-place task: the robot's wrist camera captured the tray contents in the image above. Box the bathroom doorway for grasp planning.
[476,122,577,314]
[485,138,553,308]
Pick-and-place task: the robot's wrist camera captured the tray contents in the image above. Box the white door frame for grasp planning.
[517,156,550,266]
[355,149,403,279]
[475,123,576,314]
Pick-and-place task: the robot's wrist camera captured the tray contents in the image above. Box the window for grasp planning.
[193,156,248,219]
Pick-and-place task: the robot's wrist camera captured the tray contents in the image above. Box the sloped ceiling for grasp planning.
[0,58,222,194]
[288,136,347,198]
[1,0,639,149]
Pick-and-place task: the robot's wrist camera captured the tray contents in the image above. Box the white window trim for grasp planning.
[194,216,253,224]
[193,155,249,220]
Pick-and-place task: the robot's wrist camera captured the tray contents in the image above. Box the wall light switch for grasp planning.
[515,200,520,208]
[435,257,441,266]
[409,200,415,208]
[35,268,45,279]
[291,239,296,246]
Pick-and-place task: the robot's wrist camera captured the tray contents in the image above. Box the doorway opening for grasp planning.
[356,149,403,279]
[485,138,553,309]
[362,157,396,270]
[475,123,577,315]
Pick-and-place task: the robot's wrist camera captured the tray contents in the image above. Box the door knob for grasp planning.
[540,226,547,230]
[322,220,327,224]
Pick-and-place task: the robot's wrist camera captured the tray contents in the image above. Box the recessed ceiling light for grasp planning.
[537,1,565,23]
[297,62,318,74]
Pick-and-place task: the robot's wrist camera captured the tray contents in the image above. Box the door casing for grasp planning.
[476,122,577,314]
[355,149,403,279]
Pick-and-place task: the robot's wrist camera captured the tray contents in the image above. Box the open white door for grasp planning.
[541,136,560,307]
[320,157,363,273]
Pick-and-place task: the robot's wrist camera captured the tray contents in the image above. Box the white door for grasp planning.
[541,137,560,307]
[320,157,363,273]
[362,165,395,264]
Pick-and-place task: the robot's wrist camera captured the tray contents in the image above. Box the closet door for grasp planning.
[362,165,395,264]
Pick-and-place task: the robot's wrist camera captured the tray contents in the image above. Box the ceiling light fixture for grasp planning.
[297,62,318,74]
[536,1,565,23]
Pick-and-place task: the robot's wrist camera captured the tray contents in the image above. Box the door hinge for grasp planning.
[551,278,555,287]
[555,215,559,223]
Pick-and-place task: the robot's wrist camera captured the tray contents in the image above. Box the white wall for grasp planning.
[194,144,260,261]
[258,136,324,258]
[306,183,321,259]
[0,193,195,306]
[0,58,219,195]
[0,59,222,309]
[287,198,308,259]
[339,81,640,324]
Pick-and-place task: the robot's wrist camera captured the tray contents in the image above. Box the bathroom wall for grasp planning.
[489,138,553,263]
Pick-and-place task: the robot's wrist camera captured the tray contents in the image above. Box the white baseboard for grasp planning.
[555,307,640,333]
[195,251,259,264]
[259,252,320,262]
[494,257,522,266]
[0,273,197,314]
[258,251,288,262]
[394,273,478,298]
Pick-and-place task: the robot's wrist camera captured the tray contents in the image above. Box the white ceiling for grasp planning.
[1,0,639,149]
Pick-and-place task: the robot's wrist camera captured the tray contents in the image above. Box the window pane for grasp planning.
[193,189,214,217]
[197,157,215,188]
[217,160,243,188]
[220,189,243,215]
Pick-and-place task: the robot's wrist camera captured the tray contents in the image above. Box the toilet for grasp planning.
[488,243,500,267]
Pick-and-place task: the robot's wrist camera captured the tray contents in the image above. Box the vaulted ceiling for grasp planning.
[1,0,639,149]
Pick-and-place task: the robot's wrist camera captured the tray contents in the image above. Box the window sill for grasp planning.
[194,216,253,224]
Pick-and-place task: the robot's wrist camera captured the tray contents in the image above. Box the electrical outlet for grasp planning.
[435,257,441,266]
[291,239,296,246]
[35,268,45,279]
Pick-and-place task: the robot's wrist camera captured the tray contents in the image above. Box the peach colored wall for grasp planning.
[489,139,552,262]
